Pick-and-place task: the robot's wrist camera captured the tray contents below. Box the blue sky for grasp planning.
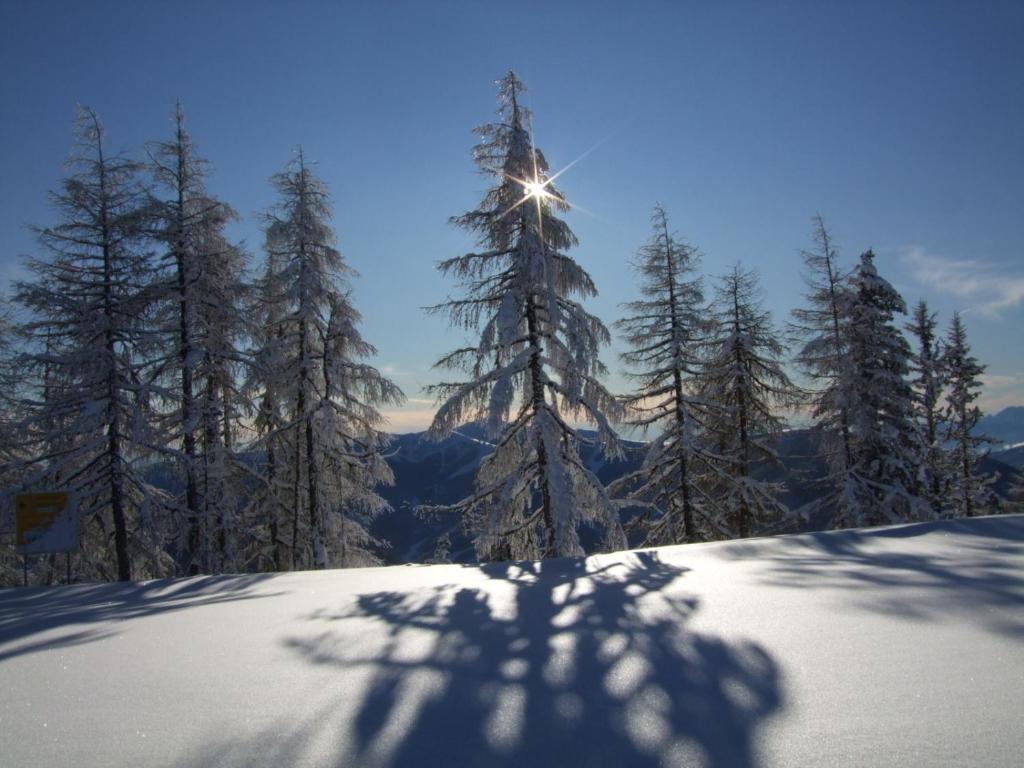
[1,0,1022,431]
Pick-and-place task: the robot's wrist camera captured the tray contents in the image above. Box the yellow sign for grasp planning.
[16,492,78,553]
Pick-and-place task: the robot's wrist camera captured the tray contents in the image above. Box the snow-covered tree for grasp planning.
[842,250,922,526]
[426,71,624,561]
[789,216,856,512]
[253,150,403,570]
[12,107,166,581]
[191,221,251,573]
[700,266,799,537]
[943,312,992,517]
[250,248,290,571]
[610,204,718,544]
[905,299,946,514]
[147,103,251,574]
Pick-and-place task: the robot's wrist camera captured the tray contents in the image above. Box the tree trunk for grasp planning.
[660,214,695,543]
[97,136,131,582]
[291,410,302,570]
[960,404,974,518]
[266,434,283,572]
[821,227,853,474]
[525,294,554,555]
[733,287,752,539]
[171,122,201,576]
[307,415,325,568]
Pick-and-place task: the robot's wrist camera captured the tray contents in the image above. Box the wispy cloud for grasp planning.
[379,399,436,434]
[978,372,1024,413]
[900,246,1024,317]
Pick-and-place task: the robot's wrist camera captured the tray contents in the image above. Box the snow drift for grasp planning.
[1,515,1022,767]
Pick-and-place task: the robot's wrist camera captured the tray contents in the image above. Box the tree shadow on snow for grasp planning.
[274,551,784,768]
[716,515,1024,637]
[0,574,279,662]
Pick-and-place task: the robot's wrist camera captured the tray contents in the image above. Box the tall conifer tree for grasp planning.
[13,108,163,581]
[611,205,717,544]
[701,266,798,537]
[906,299,946,515]
[147,103,250,573]
[250,248,290,571]
[943,312,992,517]
[789,216,856,521]
[254,150,403,569]
[427,72,623,560]
[842,250,922,525]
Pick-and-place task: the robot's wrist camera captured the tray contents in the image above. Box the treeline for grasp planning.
[420,73,1013,563]
[0,76,1017,585]
[0,105,403,585]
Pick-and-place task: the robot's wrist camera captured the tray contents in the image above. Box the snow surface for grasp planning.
[2,516,1022,768]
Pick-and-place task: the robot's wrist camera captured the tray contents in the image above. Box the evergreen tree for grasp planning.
[842,250,922,526]
[426,72,624,560]
[147,103,250,573]
[701,266,798,537]
[250,248,290,571]
[789,216,856,518]
[905,299,946,515]
[12,107,165,581]
[943,312,992,517]
[253,150,403,569]
[192,221,251,573]
[610,204,718,544]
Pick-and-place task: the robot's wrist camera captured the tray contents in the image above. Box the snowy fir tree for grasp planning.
[789,216,857,517]
[905,299,947,514]
[190,217,251,573]
[252,150,403,570]
[610,204,718,544]
[11,108,167,581]
[250,246,291,572]
[700,266,799,537]
[425,72,624,561]
[147,103,251,574]
[942,312,992,518]
[841,250,923,526]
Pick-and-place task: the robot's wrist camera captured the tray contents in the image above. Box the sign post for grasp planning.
[15,492,80,586]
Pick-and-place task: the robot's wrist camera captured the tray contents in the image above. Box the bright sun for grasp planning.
[522,179,551,200]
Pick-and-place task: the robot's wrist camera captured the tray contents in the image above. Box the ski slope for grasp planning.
[2,516,1022,767]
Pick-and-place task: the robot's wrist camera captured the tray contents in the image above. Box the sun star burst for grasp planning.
[488,125,608,222]
[521,177,552,201]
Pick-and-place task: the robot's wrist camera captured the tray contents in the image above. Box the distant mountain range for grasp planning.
[143,409,1024,565]
[374,424,646,564]
[371,418,1022,564]
[980,406,1024,467]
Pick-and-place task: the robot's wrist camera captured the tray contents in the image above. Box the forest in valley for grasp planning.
[1,72,1019,586]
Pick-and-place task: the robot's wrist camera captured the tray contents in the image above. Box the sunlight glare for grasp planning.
[522,177,552,201]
